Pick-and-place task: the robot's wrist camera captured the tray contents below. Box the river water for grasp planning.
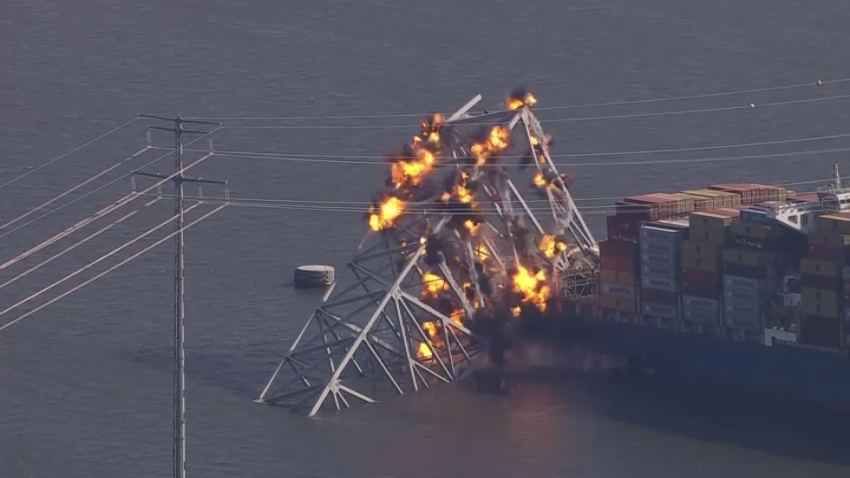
[3,0,850,476]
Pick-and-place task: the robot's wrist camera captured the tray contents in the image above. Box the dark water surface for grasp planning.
[3,0,850,476]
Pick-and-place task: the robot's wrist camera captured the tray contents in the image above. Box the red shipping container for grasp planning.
[614,201,655,221]
[799,314,842,348]
[789,193,819,204]
[606,214,641,244]
[681,267,721,297]
[599,239,638,273]
[723,262,769,279]
[708,183,754,204]
[620,195,676,220]
[808,244,850,263]
[800,274,841,292]
[640,287,678,305]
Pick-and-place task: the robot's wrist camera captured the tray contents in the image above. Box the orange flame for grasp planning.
[464,219,479,235]
[369,197,404,231]
[391,149,436,187]
[508,93,538,110]
[512,265,550,312]
[471,126,511,166]
[421,271,448,297]
[539,234,568,258]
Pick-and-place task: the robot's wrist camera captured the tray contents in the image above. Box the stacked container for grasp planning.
[639,222,687,321]
[682,189,742,210]
[798,212,850,349]
[680,209,738,326]
[598,214,642,315]
[708,184,788,206]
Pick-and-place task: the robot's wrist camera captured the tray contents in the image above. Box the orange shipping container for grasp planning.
[808,230,850,248]
[689,211,734,245]
[681,240,722,271]
[801,287,842,319]
[683,189,742,209]
[816,213,850,234]
[600,294,637,313]
[600,269,635,285]
[800,257,842,278]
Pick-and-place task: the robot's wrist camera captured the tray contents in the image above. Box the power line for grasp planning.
[0,130,217,240]
[0,117,139,192]
[185,77,850,121]
[164,131,850,160]
[131,175,837,209]
[204,145,850,169]
[0,204,227,333]
[217,94,850,130]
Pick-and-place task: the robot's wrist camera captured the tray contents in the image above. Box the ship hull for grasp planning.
[520,316,850,409]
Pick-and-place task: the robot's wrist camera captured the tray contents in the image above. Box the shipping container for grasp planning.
[682,267,721,287]
[800,274,841,291]
[800,257,842,278]
[739,208,773,226]
[606,215,641,244]
[599,239,639,273]
[708,183,786,206]
[682,296,721,326]
[640,263,677,279]
[640,286,678,305]
[600,282,635,298]
[640,240,679,256]
[807,244,850,263]
[725,287,762,304]
[723,302,762,331]
[731,221,782,239]
[683,189,742,209]
[799,314,842,348]
[723,262,773,280]
[682,295,720,311]
[618,195,677,220]
[682,308,721,326]
[816,212,850,234]
[640,224,686,245]
[640,274,678,292]
[723,274,766,292]
[722,248,776,267]
[689,210,735,242]
[808,230,850,248]
[642,302,679,320]
[652,193,696,215]
[600,294,637,313]
[599,269,635,285]
[801,287,842,319]
[788,193,819,204]
[614,201,656,221]
[680,240,722,271]
[731,235,782,251]
[641,252,677,268]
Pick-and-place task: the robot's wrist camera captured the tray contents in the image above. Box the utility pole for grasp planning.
[135,114,225,478]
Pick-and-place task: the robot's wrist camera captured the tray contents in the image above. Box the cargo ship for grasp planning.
[562,165,850,408]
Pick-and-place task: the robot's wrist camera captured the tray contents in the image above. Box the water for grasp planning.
[2,0,850,476]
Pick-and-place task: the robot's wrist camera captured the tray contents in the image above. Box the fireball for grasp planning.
[369,197,404,231]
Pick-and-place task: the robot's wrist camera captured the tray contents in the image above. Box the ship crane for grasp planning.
[256,91,599,416]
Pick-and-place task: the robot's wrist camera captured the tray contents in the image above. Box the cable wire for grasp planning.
[0,204,227,332]
[0,129,218,240]
[165,131,850,161]
[184,77,850,121]
[0,117,139,192]
[0,147,151,232]
[209,145,850,169]
[220,94,850,130]
[0,198,161,292]
[0,152,213,270]
[0,203,203,321]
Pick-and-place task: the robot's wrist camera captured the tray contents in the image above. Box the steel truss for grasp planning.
[257,92,599,416]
